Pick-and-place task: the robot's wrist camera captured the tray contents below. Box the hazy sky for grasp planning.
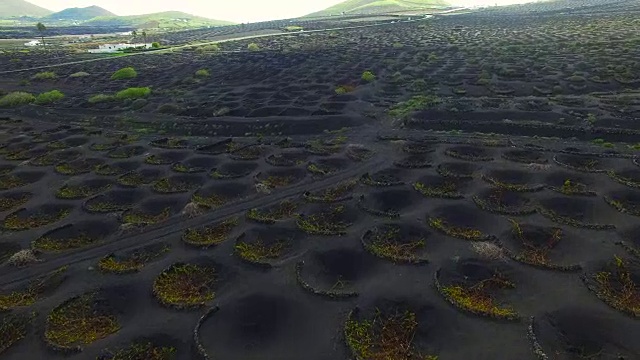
[27,0,541,23]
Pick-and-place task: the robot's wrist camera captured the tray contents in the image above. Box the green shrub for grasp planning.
[35,90,64,105]
[111,67,137,80]
[115,87,151,100]
[362,71,376,82]
[0,92,35,107]
[152,42,160,48]
[335,85,355,95]
[195,69,210,77]
[388,95,441,119]
[247,43,260,51]
[88,94,114,104]
[32,71,57,80]
[69,71,90,78]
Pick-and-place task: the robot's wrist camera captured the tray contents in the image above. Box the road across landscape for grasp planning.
[0,15,436,75]
[0,155,387,287]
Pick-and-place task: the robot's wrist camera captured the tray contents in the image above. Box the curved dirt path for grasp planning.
[0,155,386,286]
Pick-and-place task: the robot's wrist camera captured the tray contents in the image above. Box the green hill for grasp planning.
[306,0,451,17]
[0,0,52,18]
[45,6,115,21]
[84,11,235,29]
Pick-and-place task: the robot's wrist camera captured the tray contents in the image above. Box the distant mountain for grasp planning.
[306,0,451,17]
[44,6,115,21]
[84,11,235,29]
[0,0,52,18]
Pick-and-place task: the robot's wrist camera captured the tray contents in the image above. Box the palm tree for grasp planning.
[142,30,147,45]
[132,30,137,42]
[36,22,46,50]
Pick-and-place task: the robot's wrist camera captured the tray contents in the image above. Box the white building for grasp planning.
[88,43,153,54]
[24,40,42,47]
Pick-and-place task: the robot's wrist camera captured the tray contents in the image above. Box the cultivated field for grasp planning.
[0,0,639,359]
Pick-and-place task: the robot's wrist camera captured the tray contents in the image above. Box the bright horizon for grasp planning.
[26,0,543,23]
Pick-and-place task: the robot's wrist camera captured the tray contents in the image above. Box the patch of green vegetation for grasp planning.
[388,95,441,119]
[0,92,35,107]
[101,341,176,360]
[55,183,110,199]
[361,71,376,82]
[296,205,351,235]
[481,175,543,192]
[247,43,260,51]
[98,245,170,274]
[428,217,486,241]
[308,0,448,17]
[32,71,57,80]
[182,218,238,247]
[111,67,137,80]
[235,239,287,264]
[257,175,293,189]
[591,256,639,317]
[88,94,114,104]
[304,179,357,203]
[0,193,31,212]
[144,155,166,165]
[553,179,595,196]
[45,292,120,349]
[0,314,32,355]
[117,172,150,187]
[85,12,234,29]
[509,219,565,268]
[115,87,151,100]
[366,225,426,264]
[69,72,90,78]
[604,196,640,217]
[344,309,437,360]
[35,90,65,105]
[246,200,297,224]
[153,263,216,308]
[335,84,356,95]
[122,208,171,225]
[33,232,97,252]
[191,193,228,208]
[152,178,193,193]
[4,208,70,231]
[307,163,333,176]
[0,266,67,311]
[305,136,345,154]
[195,69,210,77]
[54,162,90,176]
[85,199,129,212]
[284,25,303,31]
[0,175,25,190]
[440,275,518,319]
[413,181,462,199]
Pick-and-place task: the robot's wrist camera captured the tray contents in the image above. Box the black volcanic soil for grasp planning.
[534,306,640,359]
[2,1,640,358]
